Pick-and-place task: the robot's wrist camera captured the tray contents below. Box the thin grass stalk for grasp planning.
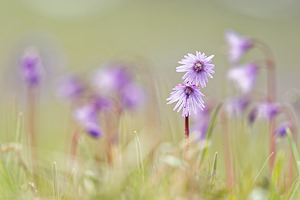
[222,118,234,186]
[210,152,218,185]
[253,152,274,184]
[134,131,144,181]
[196,103,222,168]
[53,162,58,200]
[16,112,23,143]
[27,87,39,184]
[287,129,300,176]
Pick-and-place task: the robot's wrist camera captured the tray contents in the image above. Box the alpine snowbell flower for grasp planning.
[225,30,253,63]
[166,84,205,117]
[225,96,249,118]
[248,102,280,123]
[120,83,145,109]
[177,51,215,88]
[275,122,291,137]
[227,63,258,94]
[20,47,43,88]
[73,105,102,138]
[93,64,131,94]
[57,76,84,101]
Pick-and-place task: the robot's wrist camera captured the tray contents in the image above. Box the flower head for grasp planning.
[177,51,215,88]
[228,63,258,94]
[248,102,280,123]
[57,76,84,101]
[225,96,249,118]
[120,83,145,109]
[275,122,291,137]
[92,64,131,94]
[225,30,253,63]
[73,105,102,138]
[166,84,205,117]
[20,47,43,87]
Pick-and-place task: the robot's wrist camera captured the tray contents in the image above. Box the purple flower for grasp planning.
[90,95,111,111]
[20,47,43,87]
[57,76,84,101]
[92,64,131,94]
[120,83,145,109]
[73,105,102,138]
[166,84,205,117]
[227,63,259,94]
[248,102,280,123]
[225,96,249,118]
[275,122,291,137]
[177,51,215,88]
[225,30,253,63]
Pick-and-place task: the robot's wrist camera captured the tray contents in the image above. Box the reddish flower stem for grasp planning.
[69,127,81,171]
[184,116,189,159]
[254,39,276,171]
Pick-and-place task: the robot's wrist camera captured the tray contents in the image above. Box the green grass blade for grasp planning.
[197,103,222,168]
[53,162,58,200]
[253,152,274,184]
[15,112,23,143]
[285,177,300,200]
[134,131,144,181]
[210,152,218,185]
[287,129,300,176]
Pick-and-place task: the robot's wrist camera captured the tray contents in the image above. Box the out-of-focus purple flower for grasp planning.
[166,84,205,117]
[92,64,131,94]
[73,105,102,138]
[57,76,84,101]
[225,96,249,118]
[177,51,215,88]
[275,122,291,137]
[191,121,209,141]
[120,83,145,109]
[191,106,211,122]
[225,30,253,63]
[90,95,112,111]
[227,63,259,94]
[248,102,280,123]
[20,47,43,87]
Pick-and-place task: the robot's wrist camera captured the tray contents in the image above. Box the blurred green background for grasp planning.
[1,0,300,95]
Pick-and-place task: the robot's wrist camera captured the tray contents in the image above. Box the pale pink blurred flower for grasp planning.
[225,96,249,118]
[225,30,253,63]
[57,76,84,101]
[227,63,259,94]
[248,102,280,123]
[73,105,102,138]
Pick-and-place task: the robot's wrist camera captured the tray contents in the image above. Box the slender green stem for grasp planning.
[53,162,58,200]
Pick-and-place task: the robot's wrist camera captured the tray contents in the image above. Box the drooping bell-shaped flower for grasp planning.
[225,30,253,63]
[57,76,84,102]
[227,63,259,94]
[73,105,102,138]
